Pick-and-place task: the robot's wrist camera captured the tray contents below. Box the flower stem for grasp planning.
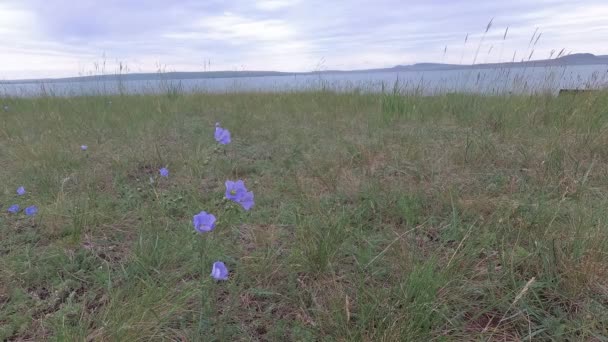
[198,236,210,334]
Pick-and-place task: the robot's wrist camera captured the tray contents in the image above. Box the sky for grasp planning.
[1,0,607,79]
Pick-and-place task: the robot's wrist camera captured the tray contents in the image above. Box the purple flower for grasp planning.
[17,186,26,196]
[193,211,216,233]
[225,180,246,200]
[25,206,38,216]
[225,180,254,211]
[7,204,19,214]
[238,191,255,211]
[214,123,231,145]
[81,145,88,151]
[210,261,229,281]
[159,167,169,178]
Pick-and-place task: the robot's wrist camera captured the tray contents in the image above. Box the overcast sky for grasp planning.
[1,0,607,79]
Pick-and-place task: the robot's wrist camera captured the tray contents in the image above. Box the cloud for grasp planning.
[255,0,300,11]
[1,0,607,79]
[193,13,295,42]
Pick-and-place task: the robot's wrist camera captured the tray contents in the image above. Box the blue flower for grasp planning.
[17,186,26,196]
[81,145,88,151]
[193,211,216,233]
[25,206,38,216]
[211,261,229,280]
[7,204,19,214]
[225,180,246,200]
[225,180,254,211]
[214,123,231,145]
[238,191,254,211]
[159,167,169,178]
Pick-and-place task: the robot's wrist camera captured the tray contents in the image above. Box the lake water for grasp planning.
[1,64,608,98]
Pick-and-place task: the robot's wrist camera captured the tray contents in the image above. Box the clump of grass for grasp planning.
[1,90,608,340]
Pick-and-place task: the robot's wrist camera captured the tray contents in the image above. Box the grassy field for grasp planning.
[1,90,608,341]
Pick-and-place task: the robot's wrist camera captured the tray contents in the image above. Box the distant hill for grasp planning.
[382,53,608,72]
[3,53,608,84]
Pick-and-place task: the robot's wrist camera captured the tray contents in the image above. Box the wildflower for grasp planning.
[214,122,231,145]
[225,180,246,200]
[193,211,216,233]
[225,180,254,211]
[3,105,8,111]
[25,206,38,216]
[159,167,169,178]
[210,261,229,280]
[81,145,88,151]
[7,204,19,214]
[17,186,26,196]
[238,191,254,211]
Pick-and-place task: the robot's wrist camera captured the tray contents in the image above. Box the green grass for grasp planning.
[1,90,608,340]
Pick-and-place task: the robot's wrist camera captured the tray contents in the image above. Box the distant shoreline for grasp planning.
[2,53,608,84]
